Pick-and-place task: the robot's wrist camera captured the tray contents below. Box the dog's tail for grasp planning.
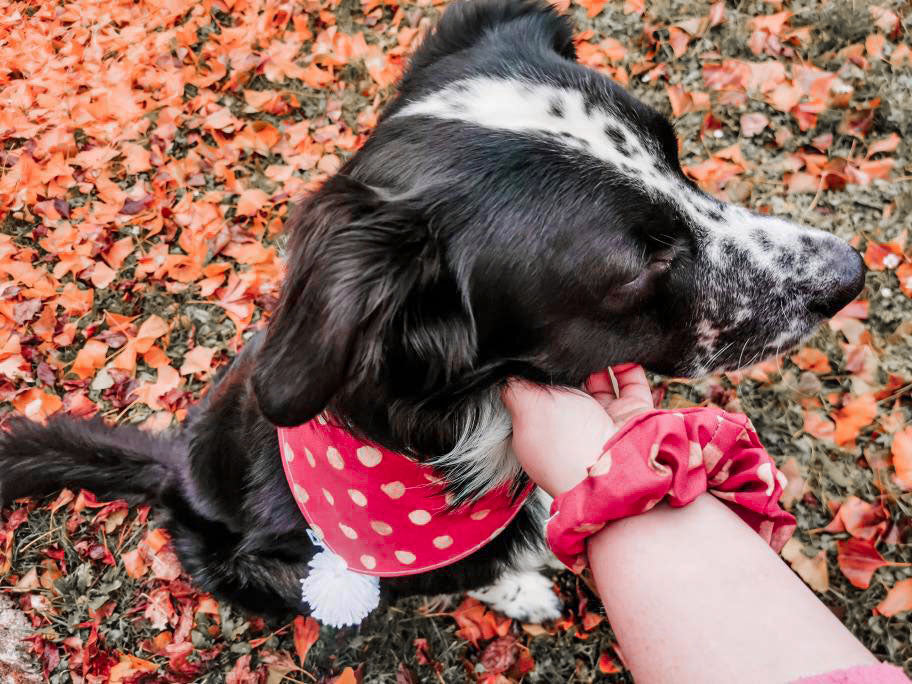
[0,414,180,507]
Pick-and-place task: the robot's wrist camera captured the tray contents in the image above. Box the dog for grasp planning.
[0,0,864,623]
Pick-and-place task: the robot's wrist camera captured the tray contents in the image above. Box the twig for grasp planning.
[804,175,825,217]
[877,382,912,405]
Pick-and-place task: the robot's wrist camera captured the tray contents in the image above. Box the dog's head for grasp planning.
[254,0,865,433]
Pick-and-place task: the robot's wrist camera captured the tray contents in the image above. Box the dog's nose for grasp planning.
[808,242,866,317]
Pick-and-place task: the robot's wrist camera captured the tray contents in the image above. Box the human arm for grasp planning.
[503,370,890,684]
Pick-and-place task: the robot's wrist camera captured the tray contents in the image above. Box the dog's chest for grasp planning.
[277,418,532,576]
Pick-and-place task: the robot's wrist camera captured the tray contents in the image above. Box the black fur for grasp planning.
[0,0,864,620]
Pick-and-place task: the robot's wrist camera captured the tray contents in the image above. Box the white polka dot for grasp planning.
[305,448,315,467]
[757,462,775,496]
[395,550,416,565]
[573,522,605,534]
[283,441,295,462]
[348,489,367,506]
[589,450,613,477]
[469,509,489,521]
[370,520,393,536]
[357,446,382,467]
[703,443,724,472]
[408,510,431,525]
[648,444,671,477]
[688,441,702,469]
[380,481,405,499]
[360,554,376,570]
[432,535,453,549]
[339,523,358,539]
[775,469,788,490]
[322,488,334,505]
[326,447,344,470]
[310,524,323,539]
[293,483,309,504]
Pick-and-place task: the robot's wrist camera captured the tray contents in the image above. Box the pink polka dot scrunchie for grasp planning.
[546,407,798,573]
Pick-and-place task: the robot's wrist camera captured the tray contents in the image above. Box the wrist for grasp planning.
[544,421,618,497]
[544,407,796,573]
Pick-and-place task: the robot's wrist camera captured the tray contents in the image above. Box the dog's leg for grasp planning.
[468,567,562,623]
[467,488,563,623]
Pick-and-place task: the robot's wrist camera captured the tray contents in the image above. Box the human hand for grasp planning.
[502,365,654,497]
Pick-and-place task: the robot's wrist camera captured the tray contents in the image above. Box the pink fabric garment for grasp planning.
[546,407,798,572]
[792,664,911,683]
[278,416,533,577]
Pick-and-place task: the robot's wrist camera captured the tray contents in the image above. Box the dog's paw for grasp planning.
[468,570,562,624]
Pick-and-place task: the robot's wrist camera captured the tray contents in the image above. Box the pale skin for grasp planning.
[503,366,879,684]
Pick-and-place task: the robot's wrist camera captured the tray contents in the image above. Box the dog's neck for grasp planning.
[424,388,522,505]
[331,385,523,504]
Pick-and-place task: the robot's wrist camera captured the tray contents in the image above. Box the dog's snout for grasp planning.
[808,241,866,318]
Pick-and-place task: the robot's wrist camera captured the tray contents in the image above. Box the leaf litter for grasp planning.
[2,0,912,680]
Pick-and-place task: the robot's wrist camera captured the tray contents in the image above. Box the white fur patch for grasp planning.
[392,77,838,273]
[468,569,562,623]
[425,388,520,502]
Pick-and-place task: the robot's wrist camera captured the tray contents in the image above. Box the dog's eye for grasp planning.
[605,250,674,311]
[619,247,675,286]
[616,257,671,290]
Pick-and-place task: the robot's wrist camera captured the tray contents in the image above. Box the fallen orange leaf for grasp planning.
[104,237,135,270]
[134,315,169,354]
[235,188,270,217]
[781,538,829,593]
[890,427,912,490]
[293,615,320,664]
[109,654,159,683]
[825,496,890,541]
[70,339,109,380]
[333,667,357,684]
[836,539,888,589]
[803,410,835,442]
[179,346,216,376]
[791,347,831,373]
[598,652,622,674]
[874,578,912,617]
[833,393,878,448]
[121,548,149,579]
[779,457,807,510]
[897,262,912,298]
[12,388,62,422]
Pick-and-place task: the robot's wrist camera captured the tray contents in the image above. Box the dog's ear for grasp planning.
[253,176,476,427]
[405,0,576,76]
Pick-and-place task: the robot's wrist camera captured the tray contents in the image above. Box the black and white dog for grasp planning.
[0,0,863,622]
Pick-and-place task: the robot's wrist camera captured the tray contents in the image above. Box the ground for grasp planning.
[1,0,911,681]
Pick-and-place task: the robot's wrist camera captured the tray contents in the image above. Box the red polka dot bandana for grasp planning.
[547,407,797,573]
[278,416,533,577]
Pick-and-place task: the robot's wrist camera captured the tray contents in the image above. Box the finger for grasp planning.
[611,364,654,407]
[585,371,617,397]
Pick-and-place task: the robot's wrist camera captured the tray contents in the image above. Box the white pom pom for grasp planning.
[300,549,380,628]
